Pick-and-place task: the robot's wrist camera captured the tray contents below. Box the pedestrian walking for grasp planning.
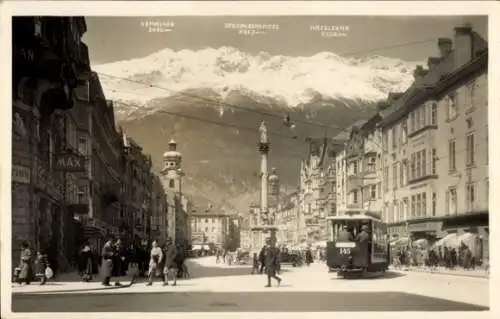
[164,239,178,286]
[112,239,125,286]
[216,249,221,264]
[146,240,166,286]
[305,248,313,266]
[34,249,50,285]
[264,240,282,287]
[101,237,115,287]
[78,241,93,282]
[16,241,34,285]
[258,246,267,274]
[251,252,259,274]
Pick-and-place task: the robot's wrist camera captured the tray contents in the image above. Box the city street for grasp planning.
[12,257,489,312]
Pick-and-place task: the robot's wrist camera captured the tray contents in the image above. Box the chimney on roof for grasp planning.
[413,65,429,78]
[454,23,472,36]
[454,22,474,67]
[427,57,441,70]
[438,38,453,57]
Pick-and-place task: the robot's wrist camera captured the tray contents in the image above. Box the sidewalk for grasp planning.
[11,272,137,295]
[391,266,489,278]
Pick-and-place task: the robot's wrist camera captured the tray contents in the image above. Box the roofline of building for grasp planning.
[378,50,487,128]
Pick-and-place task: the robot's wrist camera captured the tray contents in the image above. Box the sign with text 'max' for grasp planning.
[55,153,86,172]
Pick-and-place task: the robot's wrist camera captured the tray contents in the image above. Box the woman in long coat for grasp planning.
[101,238,114,286]
[17,242,33,285]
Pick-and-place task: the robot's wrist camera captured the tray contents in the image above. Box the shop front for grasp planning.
[441,212,489,265]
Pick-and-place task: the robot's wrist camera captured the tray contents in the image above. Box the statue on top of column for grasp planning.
[259,121,268,144]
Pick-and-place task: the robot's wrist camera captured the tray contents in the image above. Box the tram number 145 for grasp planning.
[339,248,351,255]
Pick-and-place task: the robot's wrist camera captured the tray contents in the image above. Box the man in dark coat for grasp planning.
[258,245,267,274]
[101,238,115,286]
[264,240,282,287]
[112,238,125,286]
[354,224,370,269]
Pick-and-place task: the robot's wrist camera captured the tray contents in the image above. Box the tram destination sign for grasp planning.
[56,152,86,172]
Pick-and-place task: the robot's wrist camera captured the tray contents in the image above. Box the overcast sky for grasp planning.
[83,15,487,64]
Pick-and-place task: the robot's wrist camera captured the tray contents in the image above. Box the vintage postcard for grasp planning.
[0,1,498,319]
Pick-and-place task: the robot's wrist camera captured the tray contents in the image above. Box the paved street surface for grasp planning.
[11,257,489,312]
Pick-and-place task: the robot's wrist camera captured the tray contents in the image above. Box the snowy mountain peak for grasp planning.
[93,46,421,107]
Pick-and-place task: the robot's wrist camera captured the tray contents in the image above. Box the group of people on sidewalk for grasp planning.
[14,241,52,286]
[392,243,489,274]
[91,236,189,287]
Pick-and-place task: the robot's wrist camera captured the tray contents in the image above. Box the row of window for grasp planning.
[384,102,438,151]
[448,132,480,171]
[348,156,378,176]
[379,179,488,223]
[445,180,488,215]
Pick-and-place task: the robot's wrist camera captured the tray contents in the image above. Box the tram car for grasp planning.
[326,209,390,277]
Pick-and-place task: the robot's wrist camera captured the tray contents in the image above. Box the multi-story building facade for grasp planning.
[338,115,385,214]
[12,17,91,271]
[297,138,338,244]
[274,192,304,247]
[190,210,228,247]
[122,135,154,242]
[72,75,131,253]
[378,25,488,261]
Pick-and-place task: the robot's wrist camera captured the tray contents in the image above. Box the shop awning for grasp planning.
[458,232,478,251]
[412,238,429,248]
[433,233,458,249]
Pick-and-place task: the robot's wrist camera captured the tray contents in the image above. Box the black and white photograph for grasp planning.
[1,1,497,317]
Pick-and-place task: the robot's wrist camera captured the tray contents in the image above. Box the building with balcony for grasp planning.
[12,17,91,272]
[378,24,488,261]
[298,137,338,244]
[70,74,129,255]
[122,135,154,243]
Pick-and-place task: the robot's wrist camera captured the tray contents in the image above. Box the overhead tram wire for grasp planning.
[113,98,302,142]
[97,36,438,136]
[97,72,344,133]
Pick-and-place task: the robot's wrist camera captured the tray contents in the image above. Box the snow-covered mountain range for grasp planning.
[95,47,420,212]
[93,46,420,113]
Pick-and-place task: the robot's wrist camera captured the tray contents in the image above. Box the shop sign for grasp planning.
[12,165,31,184]
[56,153,86,172]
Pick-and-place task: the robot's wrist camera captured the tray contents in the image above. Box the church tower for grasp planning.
[161,138,183,196]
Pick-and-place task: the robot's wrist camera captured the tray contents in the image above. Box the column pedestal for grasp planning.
[250,225,278,251]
